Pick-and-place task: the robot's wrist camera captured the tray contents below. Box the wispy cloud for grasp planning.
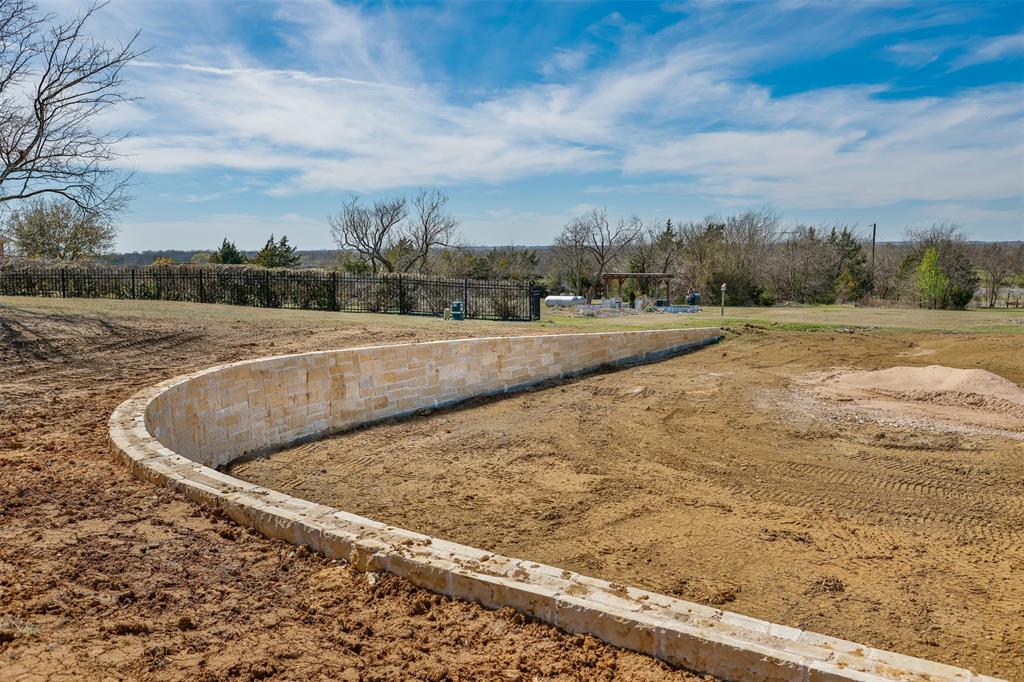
[623,86,1024,208]
[539,46,593,77]
[951,30,1024,69]
[79,0,1024,245]
[882,41,949,68]
[118,212,326,251]
[181,187,250,204]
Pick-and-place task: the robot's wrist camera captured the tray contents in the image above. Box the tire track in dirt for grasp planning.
[236,328,1024,678]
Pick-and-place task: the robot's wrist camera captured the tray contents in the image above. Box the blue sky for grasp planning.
[56,0,1024,250]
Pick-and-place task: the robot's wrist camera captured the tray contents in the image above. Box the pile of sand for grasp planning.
[803,365,1024,433]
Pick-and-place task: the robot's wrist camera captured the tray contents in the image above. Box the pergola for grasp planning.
[600,272,675,301]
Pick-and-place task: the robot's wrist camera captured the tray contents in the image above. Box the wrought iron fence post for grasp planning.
[463,278,469,317]
[397,273,405,314]
[530,283,541,321]
[60,268,66,298]
[131,268,136,299]
[331,271,338,311]
[264,269,271,307]
[198,268,205,303]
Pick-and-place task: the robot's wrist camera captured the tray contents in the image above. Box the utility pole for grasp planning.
[870,223,877,281]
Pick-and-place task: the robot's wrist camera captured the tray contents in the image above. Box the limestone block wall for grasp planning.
[109,328,1001,682]
[145,328,720,468]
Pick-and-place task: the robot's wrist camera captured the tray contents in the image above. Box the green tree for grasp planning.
[905,224,978,309]
[484,246,539,281]
[209,238,247,265]
[252,234,300,268]
[440,248,487,279]
[3,198,116,260]
[916,248,948,309]
[335,252,372,274]
[828,228,871,302]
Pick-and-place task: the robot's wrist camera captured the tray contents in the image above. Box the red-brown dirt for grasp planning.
[235,330,1024,679]
[0,302,709,681]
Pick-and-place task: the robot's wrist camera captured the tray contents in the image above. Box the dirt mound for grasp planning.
[806,365,1024,433]
[831,365,1024,411]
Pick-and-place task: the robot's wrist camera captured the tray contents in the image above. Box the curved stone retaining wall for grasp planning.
[145,328,722,468]
[109,329,998,682]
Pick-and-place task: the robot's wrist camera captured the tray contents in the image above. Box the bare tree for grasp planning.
[975,242,1024,307]
[721,208,780,275]
[3,195,114,259]
[677,218,723,294]
[869,242,911,302]
[553,216,590,295]
[652,219,681,276]
[329,190,459,274]
[329,195,407,273]
[628,219,655,274]
[407,188,458,274]
[0,1,141,217]
[569,207,641,300]
[624,219,680,295]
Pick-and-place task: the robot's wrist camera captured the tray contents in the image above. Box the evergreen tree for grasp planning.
[253,234,301,268]
[828,228,871,302]
[209,238,247,265]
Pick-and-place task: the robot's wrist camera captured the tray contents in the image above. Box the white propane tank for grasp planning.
[544,295,587,306]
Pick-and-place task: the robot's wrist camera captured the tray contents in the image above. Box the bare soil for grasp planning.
[234,329,1024,679]
[0,302,708,681]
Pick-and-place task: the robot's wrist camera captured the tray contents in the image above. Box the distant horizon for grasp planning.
[105,238,1024,258]
[53,0,1023,249]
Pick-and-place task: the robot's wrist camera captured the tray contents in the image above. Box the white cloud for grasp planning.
[90,0,1022,223]
[920,203,1023,225]
[539,46,593,77]
[118,212,327,251]
[882,42,946,68]
[272,0,420,83]
[622,86,1024,208]
[952,30,1024,69]
[181,187,250,203]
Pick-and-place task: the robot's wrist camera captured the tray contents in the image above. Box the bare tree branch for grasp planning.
[0,1,141,219]
[330,190,459,274]
[582,208,642,300]
[407,188,457,274]
[975,242,1024,307]
[553,213,592,296]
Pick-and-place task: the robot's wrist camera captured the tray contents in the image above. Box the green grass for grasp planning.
[537,304,1024,334]
[3,295,1022,335]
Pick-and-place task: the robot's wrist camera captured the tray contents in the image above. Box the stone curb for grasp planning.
[107,329,1001,682]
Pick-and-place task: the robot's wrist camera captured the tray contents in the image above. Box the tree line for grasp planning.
[546,208,1023,310]
[5,192,1022,309]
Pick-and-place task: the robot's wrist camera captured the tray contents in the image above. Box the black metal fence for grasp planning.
[0,263,543,321]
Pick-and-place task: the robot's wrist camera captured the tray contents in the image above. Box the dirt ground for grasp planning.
[233,328,1024,679]
[0,299,710,681]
